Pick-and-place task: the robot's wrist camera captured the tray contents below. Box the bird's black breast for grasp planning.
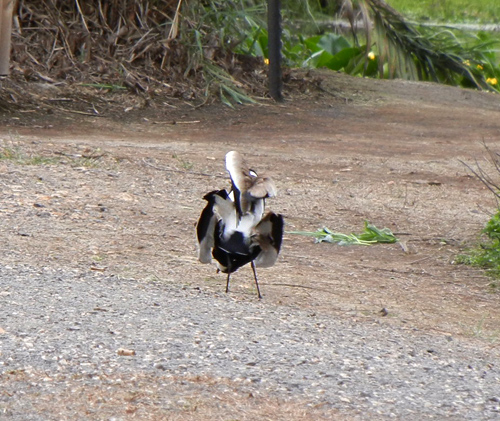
[213,221,261,273]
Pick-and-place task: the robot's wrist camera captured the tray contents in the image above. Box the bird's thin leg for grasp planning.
[225,272,231,293]
[251,261,262,299]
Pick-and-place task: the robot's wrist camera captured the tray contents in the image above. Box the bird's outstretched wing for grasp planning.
[253,212,284,268]
[196,189,228,264]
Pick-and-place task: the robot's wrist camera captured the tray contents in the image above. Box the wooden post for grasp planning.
[0,0,14,75]
[267,0,282,101]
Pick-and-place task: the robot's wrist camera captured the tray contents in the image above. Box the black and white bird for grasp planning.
[196,151,284,298]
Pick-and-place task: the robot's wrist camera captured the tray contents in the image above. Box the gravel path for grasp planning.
[1,264,499,420]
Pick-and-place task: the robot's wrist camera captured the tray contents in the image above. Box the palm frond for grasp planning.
[350,0,495,90]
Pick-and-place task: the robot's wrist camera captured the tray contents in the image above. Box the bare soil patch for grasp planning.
[1,69,500,417]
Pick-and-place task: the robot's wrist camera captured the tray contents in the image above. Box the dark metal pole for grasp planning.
[267,0,282,101]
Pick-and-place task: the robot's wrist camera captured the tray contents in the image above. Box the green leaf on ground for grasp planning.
[289,221,398,245]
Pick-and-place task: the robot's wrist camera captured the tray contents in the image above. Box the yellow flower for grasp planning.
[477,64,484,70]
[463,60,471,66]
[264,58,269,65]
[486,77,498,85]
[367,51,376,60]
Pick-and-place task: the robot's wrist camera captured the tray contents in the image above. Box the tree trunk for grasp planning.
[0,0,14,75]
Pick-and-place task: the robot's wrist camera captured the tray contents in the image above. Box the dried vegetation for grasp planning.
[1,0,267,114]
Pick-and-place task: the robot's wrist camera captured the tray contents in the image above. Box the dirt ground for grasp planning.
[1,69,500,416]
[1,69,500,338]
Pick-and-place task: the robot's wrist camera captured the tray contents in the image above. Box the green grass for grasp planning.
[456,145,500,287]
[386,0,500,23]
[171,153,194,170]
[0,146,60,166]
[456,210,500,284]
[461,313,500,343]
[71,156,102,168]
[0,145,104,168]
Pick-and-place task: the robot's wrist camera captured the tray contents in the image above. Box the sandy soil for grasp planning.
[1,69,500,347]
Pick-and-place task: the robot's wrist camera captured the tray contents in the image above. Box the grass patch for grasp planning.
[0,142,106,168]
[457,144,500,285]
[456,210,500,282]
[386,0,500,23]
[0,146,60,166]
[172,153,194,171]
[461,313,500,343]
[70,156,103,168]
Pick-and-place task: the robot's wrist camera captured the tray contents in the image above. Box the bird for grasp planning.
[196,151,284,298]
